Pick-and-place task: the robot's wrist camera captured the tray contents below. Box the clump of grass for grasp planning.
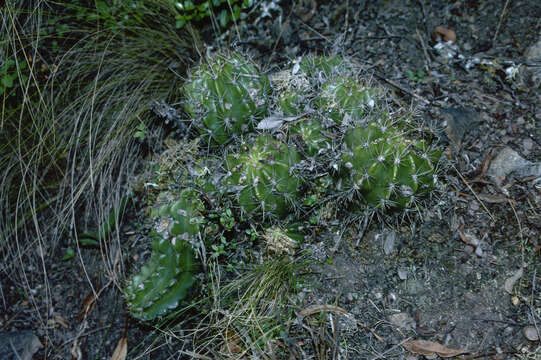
[190,258,303,358]
[0,0,200,340]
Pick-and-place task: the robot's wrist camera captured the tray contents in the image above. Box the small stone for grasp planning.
[398,267,408,280]
[388,312,416,330]
[522,326,540,341]
[511,296,520,306]
[488,147,541,186]
[0,331,42,360]
[523,138,534,154]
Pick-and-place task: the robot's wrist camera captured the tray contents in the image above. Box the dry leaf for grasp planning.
[221,328,242,354]
[78,292,97,321]
[402,339,469,358]
[299,304,348,317]
[110,336,127,360]
[504,266,524,294]
[70,339,82,360]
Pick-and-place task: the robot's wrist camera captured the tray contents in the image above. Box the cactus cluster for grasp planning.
[127,52,442,321]
[183,52,270,144]
[125,189,203,321]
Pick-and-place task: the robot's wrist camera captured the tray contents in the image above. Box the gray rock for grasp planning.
[0,331,42,360]
[488,147,541,186]
[441,107,479,151]
[524,37,541,88]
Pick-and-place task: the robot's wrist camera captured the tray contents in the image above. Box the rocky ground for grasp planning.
[1,1,540,359]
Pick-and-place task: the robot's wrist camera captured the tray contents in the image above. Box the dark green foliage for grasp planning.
[225,135,303,219]
[173,0,253,29]
[183,53,271,144]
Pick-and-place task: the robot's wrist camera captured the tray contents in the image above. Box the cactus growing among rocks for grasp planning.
[183,52,271,144]
[340,118,441,209]
[225,135,303,219]
[125,188,203,321]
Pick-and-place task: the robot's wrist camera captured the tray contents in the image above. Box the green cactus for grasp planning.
[340,118,441,209]
[317,76,376,124]
[274,55,347,116]
[298,55,349,80]
[125,188,203,321]
[183,52,271,144]
[287,118,331,157]
[225,135,303,219]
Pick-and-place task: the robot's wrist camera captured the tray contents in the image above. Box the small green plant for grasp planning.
[317,76,376,124]
[405,69,426,83]
[1,57,28,98]
[224,134,303,219]
[183,52,271,144]
[173,0,253,29]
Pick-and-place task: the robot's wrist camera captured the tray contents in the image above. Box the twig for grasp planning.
[452,164,496,222]
[372,71,431,105]
[463,349,517,360]
[357,322,385,343]
[415,28,431,71]
[492,0,511,45]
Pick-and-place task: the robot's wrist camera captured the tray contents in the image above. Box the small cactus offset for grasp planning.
[317,76,376,124]
[340,118,441,209]
[287,117,331,157]
[125,189,203,321]
[225,135,303,219]
[183,52,271,144]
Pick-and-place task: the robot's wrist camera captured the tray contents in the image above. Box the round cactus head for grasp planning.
[183,52,271,144]
[341,118,441,210]
[225,135,303,219]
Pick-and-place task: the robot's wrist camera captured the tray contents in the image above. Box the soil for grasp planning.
[1,1,540,359]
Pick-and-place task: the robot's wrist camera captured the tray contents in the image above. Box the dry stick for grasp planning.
[357,322,385,343]
[415,28,431,71]
[452,164,496,222]
[371,71,431,106]
[492,0,511,45]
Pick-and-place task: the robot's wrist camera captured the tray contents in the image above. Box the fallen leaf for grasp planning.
[110,336,127,360]
[299,304,348,317]
[504,266,524,294]
[78,292,97,321]
[221,327,242,354]
[70,339,82,360]
[432,26,456,43]
[402,339,469,358]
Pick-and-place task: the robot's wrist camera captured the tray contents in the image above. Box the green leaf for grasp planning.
[62,247,75,261]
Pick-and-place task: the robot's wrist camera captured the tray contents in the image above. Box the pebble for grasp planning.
[523,138,534,155]
[0,331,42,360]
[523,325,540,341]
[388,312,416,330]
